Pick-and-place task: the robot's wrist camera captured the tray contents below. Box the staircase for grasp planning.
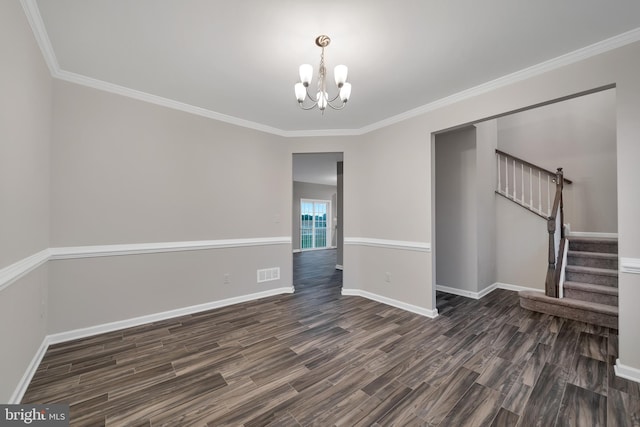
[520,237,619,329]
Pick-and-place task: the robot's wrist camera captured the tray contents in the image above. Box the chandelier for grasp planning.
[294,35,351,112]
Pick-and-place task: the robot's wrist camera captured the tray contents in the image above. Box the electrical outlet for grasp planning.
[223,273,231,284]
[385,272,391,283]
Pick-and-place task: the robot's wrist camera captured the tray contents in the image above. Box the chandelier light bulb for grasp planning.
[295,83,307,102]
[334,65,348,88]
[299,64,313,86]
[317,91,328,110]
[339,82,351,102]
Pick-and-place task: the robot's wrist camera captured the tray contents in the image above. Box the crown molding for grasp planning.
[20,0,640,138]
[54,70,290,137]
[358,27,640,134]
[20,0,60,75]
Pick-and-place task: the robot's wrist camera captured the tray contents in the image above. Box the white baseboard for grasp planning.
[12,286,294,403]
[48,286,294,345]
[9,337,50,404]
[493,282,542,293]
[335,264,344,271]
[437,282,541,300]
[292,249,302,253]
[615,359,640,384]
[341,288,438,318]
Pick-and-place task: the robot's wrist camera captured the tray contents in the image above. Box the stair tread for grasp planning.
[565,265,618,276]
[567,251,617,259]
[563,281,618,295]
[520,291,618,315]
[568,237,618,243]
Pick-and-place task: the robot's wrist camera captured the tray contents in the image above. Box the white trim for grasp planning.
[335,264,344,271]
[292,249,302,254]
[341,289,438,318]
[344,237,431,252]
[620,258,640,275]
[436,285,487,300]
[357,28,640,135]
[0,250,50,292]
[20,0,60,76]
[615,359,640,384]
[1,238,292,292]
[9,337,49,404]
[493,282,542,293]
[49,237,291,260]
[21,0,640,138]
[567,231,619,239]
[55,70,288,137]
[436,282,541,300]
[47,287,294,345]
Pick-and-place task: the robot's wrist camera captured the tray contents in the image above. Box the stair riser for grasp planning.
[563,288,618,306]
[569,242,618,254]
[520,296,617,329]
[565,271,618,287]
[567,255,618,270]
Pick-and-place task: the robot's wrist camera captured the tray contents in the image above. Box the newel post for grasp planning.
[545,216,557,298]
[557,168,565,239]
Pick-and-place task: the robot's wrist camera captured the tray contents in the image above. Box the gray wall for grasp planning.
[475,121,497,291]
[435,123,497,294]
[497,89,617,233]
[0,1,52,402]
[496,197,547,290]
[47,80,293,333]
[435,127,478,292]
[292,181,337,251]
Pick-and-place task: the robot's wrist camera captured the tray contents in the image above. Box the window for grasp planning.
[300,199,331,250]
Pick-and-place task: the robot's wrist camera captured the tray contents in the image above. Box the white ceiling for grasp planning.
[30,0,640,134]
[293,153,343,186]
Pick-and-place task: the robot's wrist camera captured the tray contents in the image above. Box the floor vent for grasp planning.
[257,267,280,283]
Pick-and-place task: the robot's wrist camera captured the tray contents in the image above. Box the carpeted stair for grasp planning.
[520,237,618,329]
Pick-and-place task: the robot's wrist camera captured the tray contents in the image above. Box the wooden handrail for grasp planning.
[495,149,573,184]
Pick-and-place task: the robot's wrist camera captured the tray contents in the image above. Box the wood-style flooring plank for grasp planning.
[20,249,637,426]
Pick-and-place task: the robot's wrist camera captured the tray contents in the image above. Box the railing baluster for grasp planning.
[538,170,542,212]
[529,167,533,208]
[505,156,509,196]
[513,159,516,200]
[497,153,501,193]
[521,163,524,204]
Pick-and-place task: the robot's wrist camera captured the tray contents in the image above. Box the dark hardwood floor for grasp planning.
[23,249,640,426]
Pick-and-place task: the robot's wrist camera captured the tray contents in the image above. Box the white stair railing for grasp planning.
[495,149,572,218]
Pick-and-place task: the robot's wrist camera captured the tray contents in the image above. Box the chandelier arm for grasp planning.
[298,103,318,110]
[328,93,341,103]
[326,100,347,110]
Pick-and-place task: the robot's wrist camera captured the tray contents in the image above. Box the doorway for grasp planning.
[292,152,344,293]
